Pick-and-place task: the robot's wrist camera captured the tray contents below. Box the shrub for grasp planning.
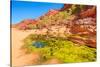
[23,34,96,63]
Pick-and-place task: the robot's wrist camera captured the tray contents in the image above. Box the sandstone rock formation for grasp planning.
[16,19,37,30]
[45,9,59,16]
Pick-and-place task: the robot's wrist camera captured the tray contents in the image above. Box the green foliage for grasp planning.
[23,34,96,63]
[54,45,96,63]
[67,5,86,15]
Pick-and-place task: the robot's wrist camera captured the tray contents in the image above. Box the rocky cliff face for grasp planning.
[80,6,96,18]
[13,4,96,48]
[60,4,96,18]
[15,4,96,29]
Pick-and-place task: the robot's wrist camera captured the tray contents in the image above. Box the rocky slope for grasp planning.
[13,4,96,48]
[14,19,38,30]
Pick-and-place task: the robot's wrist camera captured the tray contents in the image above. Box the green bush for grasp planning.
[23,34,96,63]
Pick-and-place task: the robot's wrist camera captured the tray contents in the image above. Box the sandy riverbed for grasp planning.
[12,28,40,67]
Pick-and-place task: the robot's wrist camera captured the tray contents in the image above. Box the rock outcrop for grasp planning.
[46,9,59,16]
[16,19,37,30]
[80,6,96,18]
[68,36,96,48]
[60,4,72,11]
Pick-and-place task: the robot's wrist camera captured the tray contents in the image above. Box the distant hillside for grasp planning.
[13,4,96,30]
